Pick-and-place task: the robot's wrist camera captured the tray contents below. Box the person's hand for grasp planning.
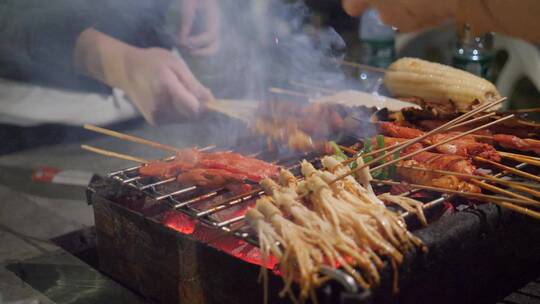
[74,29,214,124]
[342,0,456,32]
[119,47,214,124]
[178,0,221,57]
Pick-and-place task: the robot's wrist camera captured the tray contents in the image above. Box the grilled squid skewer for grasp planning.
[378,193,428,227]
[247,156,426,302]
[256,198,335,299]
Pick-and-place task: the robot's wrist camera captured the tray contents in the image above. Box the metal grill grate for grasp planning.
[106,144,532,248]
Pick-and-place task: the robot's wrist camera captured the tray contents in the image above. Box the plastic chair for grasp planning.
[494,35,540,101]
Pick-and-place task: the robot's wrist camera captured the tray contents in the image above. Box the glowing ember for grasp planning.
[163,211,196,234]
[163,211,277,269]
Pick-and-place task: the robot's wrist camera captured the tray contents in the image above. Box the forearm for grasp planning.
[484,0,540,42]
[74,28,137,88]
[461,0,540,42]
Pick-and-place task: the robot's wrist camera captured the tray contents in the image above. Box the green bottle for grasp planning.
[452,25,495,81]
[359,8,396,69]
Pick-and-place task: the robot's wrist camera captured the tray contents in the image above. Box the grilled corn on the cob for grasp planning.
[384,57,502,112]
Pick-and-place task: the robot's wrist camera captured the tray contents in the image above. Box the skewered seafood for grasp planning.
[362,135,481,192]
[384,57,502,112]
[379,122,500,161]
[247,156,426,303]
[253,100,376,152]
[398,159,481,193]
[493,134,540,156]
[398,106,540,137]
[139,149,279,189]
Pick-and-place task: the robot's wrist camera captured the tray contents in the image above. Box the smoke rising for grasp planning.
[190,0,350,101]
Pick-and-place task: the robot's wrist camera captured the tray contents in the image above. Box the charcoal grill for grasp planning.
[87,141,540,304]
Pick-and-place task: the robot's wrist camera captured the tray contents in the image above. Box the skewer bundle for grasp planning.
[246,156,427,303]
[80,94,540,303]
[329,98,540,220]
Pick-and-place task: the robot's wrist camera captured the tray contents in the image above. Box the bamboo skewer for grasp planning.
[499,151,540,162]
[343,99,506,167]
[396,164,540,191]
[84,124,217,154]
[499,152,540,167]
[338,145,540,190]
[341,115,509,182]
[288,80,337,94]
[445,112,496,130]
[471,180,540,208]
[373,179,540,220]
[504,107,540,114]
[371,179,533,206]
[268,87,310,98]
[474,156,540,184]
[204,100,258,124]
[333,58,388,74]
[81,145,149,163]
[501,183,540,200]
[496,201,540,220]
[84,124,179,153]
[473,134,540,145]
[366,115,514,173]
[373,99,503,162]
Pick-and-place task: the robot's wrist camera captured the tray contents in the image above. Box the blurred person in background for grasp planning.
[342,0,540,42]
[0,0,219,125]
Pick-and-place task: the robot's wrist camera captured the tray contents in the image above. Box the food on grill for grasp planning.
[398,107,540,138]
[364,135,481,193]
[247,156,426,303]
[378,121,425,139]
[379,122,501,162]
[254,119,315,152]
[384,57,502,112]
[427,133,500,162]
[253,101,347,152]
[493,134,540,156]
[378,193,428,226]
[398,158,481,193]
[252,100,375,152]
[140,149,279,188]
[177,169,247,188]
